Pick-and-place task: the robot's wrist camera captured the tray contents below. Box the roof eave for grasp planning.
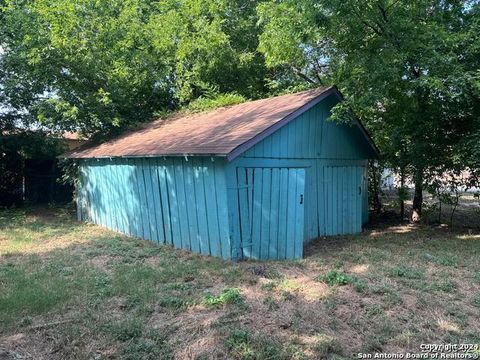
[61,153,228,160]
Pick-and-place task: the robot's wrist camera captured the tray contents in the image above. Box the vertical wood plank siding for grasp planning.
[78,157,231,259]
[76,93,373,261]
[226,93,371,258]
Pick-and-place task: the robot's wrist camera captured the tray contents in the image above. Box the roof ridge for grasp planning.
[150,86,331,124]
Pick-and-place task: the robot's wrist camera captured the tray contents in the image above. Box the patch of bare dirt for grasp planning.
[86,255,119,273]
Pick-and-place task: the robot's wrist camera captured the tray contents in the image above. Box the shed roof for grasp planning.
[65,86,378,160]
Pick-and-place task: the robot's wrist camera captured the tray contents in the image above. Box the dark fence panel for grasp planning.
[24,159,73,204]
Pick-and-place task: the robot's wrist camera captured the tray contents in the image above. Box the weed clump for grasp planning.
[225,328,287,360]
[202,288,243,308]
[317,270,353,286]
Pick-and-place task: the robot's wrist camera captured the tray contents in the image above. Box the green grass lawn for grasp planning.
[0,206,479,359]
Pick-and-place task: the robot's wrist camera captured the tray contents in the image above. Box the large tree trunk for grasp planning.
[399,169,405,220]
[410,72,427,223]
[369,161,382,214]
[411,170,423,222]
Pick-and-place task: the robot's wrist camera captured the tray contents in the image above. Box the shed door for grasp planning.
[323,165,363,235]
[236,167,305,260]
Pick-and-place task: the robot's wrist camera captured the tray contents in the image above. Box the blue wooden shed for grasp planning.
[67,86,378,260]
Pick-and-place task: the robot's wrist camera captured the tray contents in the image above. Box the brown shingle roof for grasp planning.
[65,86,338,160]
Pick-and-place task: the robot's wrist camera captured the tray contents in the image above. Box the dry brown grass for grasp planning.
[0,205,479,359]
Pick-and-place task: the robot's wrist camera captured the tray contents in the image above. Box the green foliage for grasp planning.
[389,265,424,279]
[258,0,480,214]
[352,278,368,293]
[0,263,71,326]
[186,93,246,112]
[370,284,402,305]
[0,131,69,205]
[317,270,353,286]
[59,158,79,186]
[121,330,173,360]
[202,288,243,308]
[435,255,459,268]
[368,160,383,213]
[364,304,385,318]
[0,0,275,139]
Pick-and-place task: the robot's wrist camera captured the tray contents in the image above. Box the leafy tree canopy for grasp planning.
[0,0,279,139]
[1,0,479,216]
[258,0,480,215]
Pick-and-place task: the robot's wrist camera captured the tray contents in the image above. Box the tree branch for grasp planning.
[312,58,326,84]
[290,65,317,84]
[377,4,389,23]
[350,6,384,36]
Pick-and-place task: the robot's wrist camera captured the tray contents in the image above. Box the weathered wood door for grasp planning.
[322,165,363,235]
[236,167,305,260]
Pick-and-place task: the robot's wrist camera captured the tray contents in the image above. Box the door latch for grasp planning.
[300,194,304,204]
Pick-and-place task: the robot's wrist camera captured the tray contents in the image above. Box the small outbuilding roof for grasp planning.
[65,86,378,161]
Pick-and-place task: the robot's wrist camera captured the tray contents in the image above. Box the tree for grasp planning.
[0,0,275,140]
[258,0,480,220]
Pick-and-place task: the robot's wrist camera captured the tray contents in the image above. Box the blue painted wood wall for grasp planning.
[77,157,232,259]
[225,93,373,259]
[77,93,373,260]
